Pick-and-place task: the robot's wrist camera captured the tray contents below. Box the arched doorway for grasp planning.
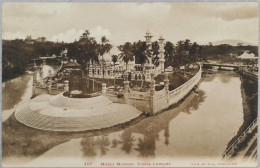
[138,74,142,80]
[142,74,145,80]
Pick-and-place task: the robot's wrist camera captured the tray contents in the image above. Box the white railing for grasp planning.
[222,118,258,158]
[169,65,201,96]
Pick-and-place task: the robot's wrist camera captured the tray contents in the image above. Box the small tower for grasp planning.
[144,30,153,81]
[158,35,165,73]
[144,30,153,50]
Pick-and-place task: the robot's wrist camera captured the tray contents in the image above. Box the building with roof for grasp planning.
[87,31,165,81]
[237,51,258,60]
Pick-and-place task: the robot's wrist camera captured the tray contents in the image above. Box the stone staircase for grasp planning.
[15,100,142,132]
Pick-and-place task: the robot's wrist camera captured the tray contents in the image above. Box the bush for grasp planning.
[117,93,124,98]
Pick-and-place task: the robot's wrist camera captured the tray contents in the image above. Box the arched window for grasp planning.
[138,74,142,80]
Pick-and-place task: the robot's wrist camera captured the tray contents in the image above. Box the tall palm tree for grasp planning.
[118,42,134,77]
[111,55,118,88]
[133,41,151,88]
[151,41,160,66]
[88,40,99,92]
[175,40,186,67]
[76,30,100,92]
[164,41,175,68]
[198,46,206,62]
[99,36,112,78]
[188,42,199,67]
[183,39,192,68]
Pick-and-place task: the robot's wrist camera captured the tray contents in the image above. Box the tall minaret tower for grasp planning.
[144,30,153,65]
[158,35,165,73]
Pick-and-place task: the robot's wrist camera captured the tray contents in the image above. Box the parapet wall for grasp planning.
[124,65,202,114]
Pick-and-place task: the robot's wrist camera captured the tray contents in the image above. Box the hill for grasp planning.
[211,39,257,46]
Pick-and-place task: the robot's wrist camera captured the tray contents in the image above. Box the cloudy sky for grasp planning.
[2,2,259,45]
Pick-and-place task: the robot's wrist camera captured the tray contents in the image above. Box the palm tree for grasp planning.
[164,41,175,68]
[99,36,112,78]
[188,42,199,67]
[76,30,100,92]
[183,39,192,68]
[132,41,151,88]
[175,40,186,67]
[118,42,134,77]
[198,46,206,62]
[111,55,118,88]
[88,40,99,92]
[151,41,159,66]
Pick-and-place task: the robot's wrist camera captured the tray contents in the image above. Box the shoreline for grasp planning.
[224,73,258,157]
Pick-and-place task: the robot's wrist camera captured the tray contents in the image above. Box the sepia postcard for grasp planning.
[1,1,258,167]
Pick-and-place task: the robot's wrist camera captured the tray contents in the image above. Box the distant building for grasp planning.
[25,35,47,44]
[237,51,257,60]
[25,35,34,44]
[36,37,46,42]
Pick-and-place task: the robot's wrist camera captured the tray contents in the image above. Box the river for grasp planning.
[2,70,244,167]
[2,65,54,122]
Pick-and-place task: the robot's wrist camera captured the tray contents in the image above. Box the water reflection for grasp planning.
[81,137,96,157]
[80,90,205,159]
[183,90,206,114]
[119,131,135,154]
[80,136,111,157]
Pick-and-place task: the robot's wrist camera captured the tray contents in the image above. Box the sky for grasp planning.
[2,2,259,46]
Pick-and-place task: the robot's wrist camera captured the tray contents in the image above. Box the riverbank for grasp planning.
[225,73,258,157]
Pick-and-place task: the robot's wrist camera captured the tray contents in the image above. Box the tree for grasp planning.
[98,36,112,78]
[118,42,134,73]
[151,41,159,66]
[187,42,199,67]
[164,41,175,68]
[75,30,100,91]
[111,55,118,88]
[175,40,186,67]
[132,41,151,88]
[183,39,192,67]
[198,46,206,62]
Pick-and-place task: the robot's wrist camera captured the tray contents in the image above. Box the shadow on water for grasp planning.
[2,89,206,163]
[80,90,206,158]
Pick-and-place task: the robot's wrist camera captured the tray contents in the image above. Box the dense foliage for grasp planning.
[2,31,258,82]
[2,40,65,81]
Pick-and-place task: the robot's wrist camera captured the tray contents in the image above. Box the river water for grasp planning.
[2,70,244,167]
[2,65,54,122]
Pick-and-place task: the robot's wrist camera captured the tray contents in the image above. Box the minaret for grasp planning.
[158,35,165,73]
[144,30,153,64]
